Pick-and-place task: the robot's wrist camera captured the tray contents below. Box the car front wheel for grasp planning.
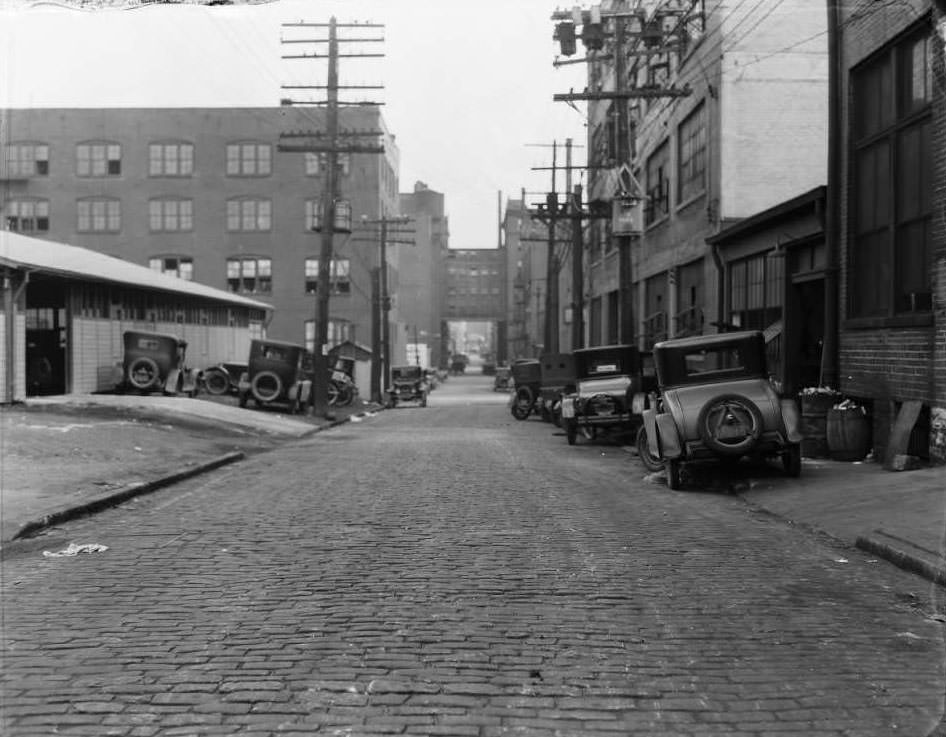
[636,425,664,472]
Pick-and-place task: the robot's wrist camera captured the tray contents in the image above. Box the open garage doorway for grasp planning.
[25,278,67,396]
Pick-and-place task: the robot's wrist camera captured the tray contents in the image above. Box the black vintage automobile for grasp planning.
[115,330,198,396]
[537,352,577,425]
[386,365,428,408]
[559,344,657,453]
[493,365,512,392]
[237,339,312,413]
[509,358,541,420]
[642,331,803,489]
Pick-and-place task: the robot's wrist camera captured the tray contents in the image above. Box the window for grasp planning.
[226,198,272,231]
[644,141,670,225]
[5,143,49,176]
[150,256,193,280]
[850,23,932,318]
[227,257,272,294]
[305,319,352,352]
[149,142,194,176]
[678,103,706,203]
[77,198,121,233]
[226,142,271,176]
[77,142,121,177]
[305,200,320,231]
[305,257,351,294]
[729,252,782,330]
[304,152,350,177]
[149,198,193,232]
[5,199,49,233]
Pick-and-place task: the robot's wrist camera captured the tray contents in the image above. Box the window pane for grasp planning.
[851,230,890,316]
[149,144,162,175]
[258,145,271,175]
[257,200,271,230]
[258,258,271,276]
[149,201,162,230]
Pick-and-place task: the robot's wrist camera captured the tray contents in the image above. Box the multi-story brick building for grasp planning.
[399,181,449,368]
[503,197,550,359]
[1,106,400,359]
[833,0,945,461]
[572,0,828,387]
[443,248,507,360]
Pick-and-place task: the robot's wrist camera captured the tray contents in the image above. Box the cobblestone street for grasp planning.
[2,377,944,736]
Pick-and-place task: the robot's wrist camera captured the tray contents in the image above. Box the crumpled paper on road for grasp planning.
[43,542,109,558]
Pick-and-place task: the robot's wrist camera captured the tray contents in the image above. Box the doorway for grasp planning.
[25,280,67,396]
[787,276,825,394]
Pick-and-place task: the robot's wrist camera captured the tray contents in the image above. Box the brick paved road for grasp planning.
[2,375,944,736]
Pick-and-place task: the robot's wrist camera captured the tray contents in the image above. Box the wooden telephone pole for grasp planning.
[279,17,385,417]
[351,217,415,401]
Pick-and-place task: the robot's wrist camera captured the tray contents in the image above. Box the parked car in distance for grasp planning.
[560,344,653,447]
[237,339,311,413]
[537,352,577,426]
[386,365,428,407]
[642,330,803,490]
[509,358,542,420]
[201,361,248,396]
[493,365,512,392]
[114,330,198,396]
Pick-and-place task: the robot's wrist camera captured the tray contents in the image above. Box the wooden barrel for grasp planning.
[827,408,871,462]
[800,394,835,458]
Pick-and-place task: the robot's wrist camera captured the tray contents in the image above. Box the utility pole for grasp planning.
[279,17,385,417]
[528,139,583,354]
[552,5,702,348]
[354,215,414,400]
[570,183,584,349]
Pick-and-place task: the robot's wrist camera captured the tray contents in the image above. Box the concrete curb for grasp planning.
[855,531,946,588]
[12,451,246,541]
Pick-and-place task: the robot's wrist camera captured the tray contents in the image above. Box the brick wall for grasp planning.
[837,1,945,459]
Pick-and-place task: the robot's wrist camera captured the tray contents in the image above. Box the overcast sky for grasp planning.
[0,0,588,249]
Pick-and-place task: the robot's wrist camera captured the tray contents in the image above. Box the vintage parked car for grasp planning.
[237,339,311,413]
[201,361,248,396]
[493,365,512,392]
[114,330,198,396]
[386,365,428,408]
[559,344,654,448]
[536,352,577,426]
[509,358,542,420]
[641,330,803,490]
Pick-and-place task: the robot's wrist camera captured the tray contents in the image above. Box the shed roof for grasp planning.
[0,231,271,311]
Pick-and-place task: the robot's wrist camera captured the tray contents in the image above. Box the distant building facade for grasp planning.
[399,181,449,368]
[0,106,400,356]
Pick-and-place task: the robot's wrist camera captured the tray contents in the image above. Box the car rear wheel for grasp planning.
[127,357,160,391]
[251,371,283,403]
[203,368,230,396]
[636,425,664,472]
[511,385,533,420]
[327,382,340,406]
[697,394,764,456]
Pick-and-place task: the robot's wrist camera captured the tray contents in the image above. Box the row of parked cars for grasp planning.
[112,330,357,414]
[503,330,804,489]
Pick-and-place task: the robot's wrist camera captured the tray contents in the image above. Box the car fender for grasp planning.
[780,398,803,443]
[298,379,312,404]
[642,408,659,457]
[656,412,683,459]
[164,367,181,393]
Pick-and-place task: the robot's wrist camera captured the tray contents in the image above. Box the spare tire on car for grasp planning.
[127,356,160,390]
[251,370,283,403]
[696,394,764,456]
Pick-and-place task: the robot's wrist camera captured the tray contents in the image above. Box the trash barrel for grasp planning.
[827,407,871,462]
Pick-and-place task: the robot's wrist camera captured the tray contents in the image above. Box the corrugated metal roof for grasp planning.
[0,231,271,311]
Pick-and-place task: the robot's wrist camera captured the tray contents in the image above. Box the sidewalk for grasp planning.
[739,456,946,586]
[0,393,380,545]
